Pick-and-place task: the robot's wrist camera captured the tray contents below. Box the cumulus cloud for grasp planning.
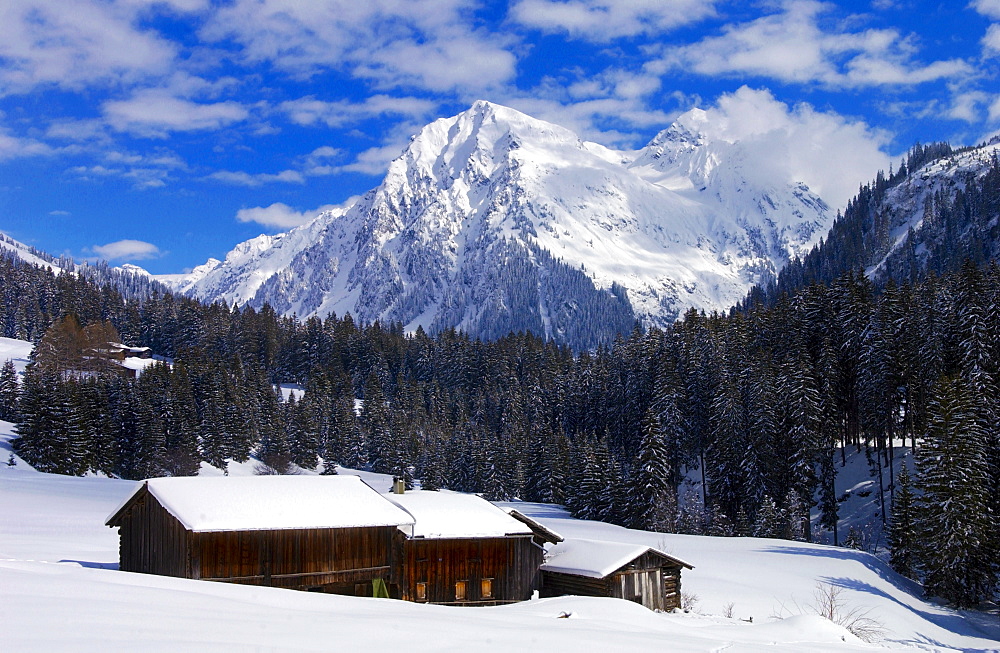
[332,142,410,176]
[280,95,436,128]
[656,0,971,89]
[235,202,337,229]
[990,96,1000,123]
[677,86,891,212]
[0,127,53,160]
[103,90,249,138]
[984,24,1000,55]
[201,0,516,94]
[0,0,178,94]
[91,239,163,261]
[510,0,718,41]
[946,91,990,123]
[503,95,673,146]
[971,0,1000,19]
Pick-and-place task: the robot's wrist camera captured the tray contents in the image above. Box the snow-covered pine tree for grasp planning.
[887,463,917,579]
[914,374,995,607]
[0,359,19,421]
[628,408,677,532]
[676,487,705,535]
[753,494,780,538]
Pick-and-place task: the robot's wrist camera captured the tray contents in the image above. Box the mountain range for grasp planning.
[157,101,831,348]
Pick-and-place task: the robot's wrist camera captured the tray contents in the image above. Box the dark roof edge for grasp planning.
[506,508,564,544]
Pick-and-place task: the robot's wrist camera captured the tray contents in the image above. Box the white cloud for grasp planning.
[200,0,517,94]
[103,90,249,138]
[359,34,518,93]
[946,90,989,123]
[91,239,163,261]
[235,202,337,229]
[208,170,305,186]
[0,0,178,94]
[48,210,70,216]
[971,0,1000,19]
[502,95,673,146]
[677,86,891,212]
[983,24,1000,55]
[989,96,1000,123]
[309,146,341,159]
[280,95,437,128]
[339,141,413,176]
[0,127,53,160]
[66,151,182,189]
[510,0,718,41]
[656,0,971,89]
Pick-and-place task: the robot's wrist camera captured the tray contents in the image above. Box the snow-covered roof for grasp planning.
[541,538,692,579]
[383,490,535,539]
[106,475,415,533]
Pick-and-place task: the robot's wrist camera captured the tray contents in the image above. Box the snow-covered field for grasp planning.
[1,416,997,652]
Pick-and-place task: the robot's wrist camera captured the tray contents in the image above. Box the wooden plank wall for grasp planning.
[400,536,543,604]
[542,564,684,611]
[540,571,610,598]
[116,493,190,578]
[193,525,398,590]
[114,491,401,593]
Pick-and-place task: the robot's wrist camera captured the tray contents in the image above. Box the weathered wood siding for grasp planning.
[112,489,399,594]
[541,554,685,611]
[192,525,399,592]
[540,571,610,598]
[115,492,190,578]
[399,535,543,605]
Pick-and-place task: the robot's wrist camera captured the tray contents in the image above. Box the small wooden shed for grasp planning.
[540,538,693,611]
[383,490,562,605]
[106,475,415,595]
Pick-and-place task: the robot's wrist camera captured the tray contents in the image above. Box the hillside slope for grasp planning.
[1,417,997,651]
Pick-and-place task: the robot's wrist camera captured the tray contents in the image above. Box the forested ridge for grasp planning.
[3,147,999,608]
[747,141,1000,307]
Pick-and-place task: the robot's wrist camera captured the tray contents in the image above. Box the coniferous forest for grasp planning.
[4,151,999,609]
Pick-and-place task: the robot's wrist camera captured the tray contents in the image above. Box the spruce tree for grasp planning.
[754,495,780,538]
[888,464,917,579]
[914,374,995,607]
[0,359,19,421]
[628,409,677,532]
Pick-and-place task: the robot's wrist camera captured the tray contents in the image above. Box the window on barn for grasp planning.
[416,582,427,601]
[481,578,493,599]
[455,580,467,601]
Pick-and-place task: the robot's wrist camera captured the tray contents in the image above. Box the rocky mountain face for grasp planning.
[161,101,831,349]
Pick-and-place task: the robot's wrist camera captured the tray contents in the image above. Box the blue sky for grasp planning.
[1,0,998,274]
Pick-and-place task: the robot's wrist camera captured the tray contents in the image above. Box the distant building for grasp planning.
[540,538,693,611]
[107,343,153,359]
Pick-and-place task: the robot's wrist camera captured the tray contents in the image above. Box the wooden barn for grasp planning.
[105,475,415,596]
[540,538,693,611]
[383,490,562,605]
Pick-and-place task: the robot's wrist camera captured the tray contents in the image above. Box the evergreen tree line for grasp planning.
[3,246,997,606]
[747,142,1000,308]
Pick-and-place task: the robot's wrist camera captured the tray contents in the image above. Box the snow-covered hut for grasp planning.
[540,538,693,611]
[106,475,415,595]
[383,490,562,605]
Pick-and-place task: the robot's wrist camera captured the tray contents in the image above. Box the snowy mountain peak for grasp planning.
[163,101,833,348]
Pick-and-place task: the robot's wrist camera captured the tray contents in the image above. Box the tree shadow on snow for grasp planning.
[822,576,1000,651]
[760,544,922,597]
